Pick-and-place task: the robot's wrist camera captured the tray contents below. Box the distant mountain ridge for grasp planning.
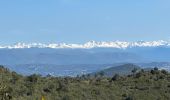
[0,40,170,76]
[0,40,170,49]
[1,46,170,65]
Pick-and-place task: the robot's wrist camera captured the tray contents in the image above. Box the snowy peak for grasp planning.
[0,40,170,49]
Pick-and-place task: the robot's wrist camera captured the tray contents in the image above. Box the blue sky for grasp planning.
[0,0,170,44]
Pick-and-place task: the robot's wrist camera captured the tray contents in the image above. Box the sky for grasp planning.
[0,0,170,45]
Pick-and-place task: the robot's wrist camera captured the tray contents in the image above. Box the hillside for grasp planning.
[0,65,170,100]
[93,64,141,77]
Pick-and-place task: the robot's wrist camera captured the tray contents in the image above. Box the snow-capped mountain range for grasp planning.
[0,40,170,49]
[1,40,170,76]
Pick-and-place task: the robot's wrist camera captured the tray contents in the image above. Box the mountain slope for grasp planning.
[93,64,141,77]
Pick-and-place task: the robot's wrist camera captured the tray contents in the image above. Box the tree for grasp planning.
[26,74,40,83]
[151,67,159,75]
[140,69,144,73]
[111,74,120,81]
[99,71,104,77]
[161,69,168,75]
[154,67,158,71]
[135,72,141,78]
[125,96,133,100]
[132,68,138,74]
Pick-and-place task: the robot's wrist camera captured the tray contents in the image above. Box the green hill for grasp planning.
[0,65,170,100]
[92,63,141,77]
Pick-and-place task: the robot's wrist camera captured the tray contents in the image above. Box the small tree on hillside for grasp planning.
[99,71,104,77]
[132,68,138,74]
[154,67,158,71]
[111,74,120,81]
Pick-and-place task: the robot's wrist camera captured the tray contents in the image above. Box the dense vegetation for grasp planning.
[0,65,170,100]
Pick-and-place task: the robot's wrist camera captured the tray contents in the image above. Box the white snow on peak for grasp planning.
[0,40,170,49]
